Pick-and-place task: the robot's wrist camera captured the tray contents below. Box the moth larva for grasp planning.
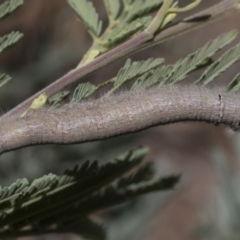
[0,85,240,155]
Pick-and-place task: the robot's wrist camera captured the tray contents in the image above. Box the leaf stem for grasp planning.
[145,0,174,35]
[168,0,201,13]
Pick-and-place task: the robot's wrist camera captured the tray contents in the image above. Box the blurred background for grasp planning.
[1,0,240,239]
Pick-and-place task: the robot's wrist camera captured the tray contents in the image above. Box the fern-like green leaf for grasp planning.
[101,16,152,48]
[0,0,23,20]
[72,79,116,103]
[103,0,121,20]
[0,179,28,202]
[22,173,58,196]
[195,43,240,85]
[68,0,102,37]
[48,90,69,109]
[0,73,11,88]
[0,148,149,229]
[71,82,97,103]
[227,72,240,92]
[0,147,179,239]
[0,31,23,54]
[125,0,163,22]
[132,64,172,89]
[163,30,238,84]
[107,57,164,95]
[131,71,153,89]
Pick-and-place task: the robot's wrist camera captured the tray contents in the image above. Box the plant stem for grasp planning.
[145,0,173,34]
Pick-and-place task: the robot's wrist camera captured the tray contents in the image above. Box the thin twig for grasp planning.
[2,0,239,119]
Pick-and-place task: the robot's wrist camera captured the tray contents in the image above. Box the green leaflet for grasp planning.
[68,0,102,37]
[0,31,23,53]
[131,71,154,89]
[0,174,59,210]
[195,43,240,86]
[163,30,238,84]
[125,0,164,22]
[21,173,59,197]
[102,0,164,47]
[71,80,115,103]
[0,73,11,88]
[132,64,172,89]
[0,0,23,20]
[0,179,28,204]
[107,57,164,95]
[71,82,97,103]
[47,90,69,108]
[227,72,240,92]
[103,0,121,20]
[101,16,152,48]
[74,0,165,64]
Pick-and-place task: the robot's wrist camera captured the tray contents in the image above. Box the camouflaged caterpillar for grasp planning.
[0,85,240,155]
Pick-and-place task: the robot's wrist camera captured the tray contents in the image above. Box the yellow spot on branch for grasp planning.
[21,93,47,117]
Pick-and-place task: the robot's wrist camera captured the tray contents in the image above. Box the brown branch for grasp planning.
[0,86,240,155]
[2,0,239,119]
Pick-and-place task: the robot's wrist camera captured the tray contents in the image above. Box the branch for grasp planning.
[0,85,240,155]
[2,0,239,119]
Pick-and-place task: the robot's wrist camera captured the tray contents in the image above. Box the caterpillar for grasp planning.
[0,85,240,155]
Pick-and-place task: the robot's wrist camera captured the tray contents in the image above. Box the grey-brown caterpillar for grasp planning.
[0,85,240,155]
